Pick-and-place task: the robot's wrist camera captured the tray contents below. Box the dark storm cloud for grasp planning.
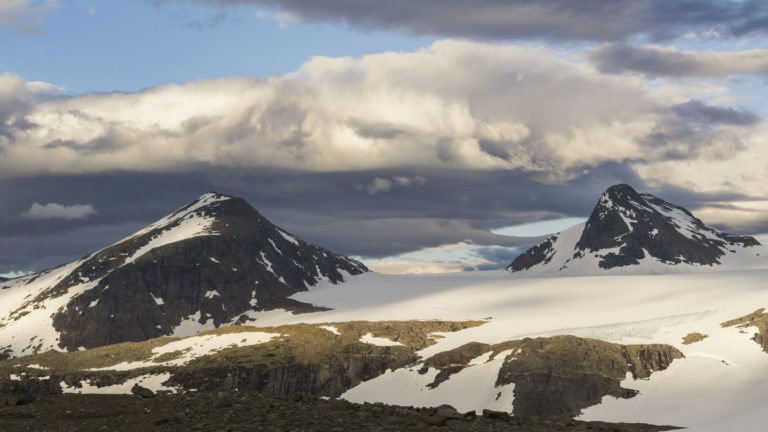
[673,101,761,126]
[587,43,768,78]
[1,165,763,273]
[176,0,768,42]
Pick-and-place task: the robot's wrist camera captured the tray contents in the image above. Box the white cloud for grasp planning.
[21,202,97,220]
[357,176,426,194]
[0,0,58,31]
[0,270,33,279]
[361,177,392,194]
[0,40,764,197]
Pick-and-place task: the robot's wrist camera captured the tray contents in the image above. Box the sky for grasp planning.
[2,0,768,276]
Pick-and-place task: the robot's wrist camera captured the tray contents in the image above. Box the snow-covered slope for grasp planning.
[507,184,764,275]
[0,192,366,358]
[13,268,768,430]
[249,269,768,430]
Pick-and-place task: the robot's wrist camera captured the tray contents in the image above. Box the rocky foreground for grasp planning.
[0,391,679,432]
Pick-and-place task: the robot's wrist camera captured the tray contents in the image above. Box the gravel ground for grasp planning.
[0,391,680,432]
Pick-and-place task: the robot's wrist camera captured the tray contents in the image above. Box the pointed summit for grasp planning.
[0,193,367,356]
[508,184,761,274]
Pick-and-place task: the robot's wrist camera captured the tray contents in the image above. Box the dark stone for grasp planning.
[130,384,155,399]
[435,404,463,420]
[482,409,511,421]
[5,389,34,406]
[213,391,233,408]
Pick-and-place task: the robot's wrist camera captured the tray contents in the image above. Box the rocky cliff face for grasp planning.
[0,321,482,398]
[0,193,367,355]
[421,335,683,419]
[508,184,760,274]
[0,321,683,420]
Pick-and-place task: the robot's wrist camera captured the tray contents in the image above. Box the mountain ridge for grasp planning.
[508,184,761,274]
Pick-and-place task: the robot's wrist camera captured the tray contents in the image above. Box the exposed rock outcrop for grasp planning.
[722,308,768,352]
[682,332,708,345]
[0,320,483,399]
[422,335,684,419]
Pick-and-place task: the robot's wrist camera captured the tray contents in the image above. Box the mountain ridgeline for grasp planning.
[508,184,760,274]
[0,193,367,355]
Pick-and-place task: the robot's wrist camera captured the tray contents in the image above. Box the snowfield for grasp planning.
[232,261,768,431]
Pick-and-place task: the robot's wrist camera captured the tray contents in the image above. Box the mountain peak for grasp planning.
[508,184,761,274]
[0,193,367,356]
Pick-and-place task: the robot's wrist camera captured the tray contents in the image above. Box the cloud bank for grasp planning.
[170,0,768,42]
[588,43,768,78]
[0,40,763,195]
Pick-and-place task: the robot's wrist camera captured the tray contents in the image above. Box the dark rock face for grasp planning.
[506,237,556,272]
[21,193,367,351]
[508,184,759,272]
[130,384,155,399]
[422,335,683,419]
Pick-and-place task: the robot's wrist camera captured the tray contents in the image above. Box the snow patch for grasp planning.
[277,229,299,246]
[360,332,403,347]
[61,373,176,394]
[319,325,340,335]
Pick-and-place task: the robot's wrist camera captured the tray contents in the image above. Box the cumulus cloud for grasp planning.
[164,0,768,42]
[22,202,97,220]
[0,39,761,192]
[0,0,58,31]
[588,43,768,78]
[357,176,426,194]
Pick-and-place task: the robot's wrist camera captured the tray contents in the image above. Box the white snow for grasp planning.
[318,325,340,335]
[151,331,278,366]
[209,257,220,264]
[342,349,516,414]
[269,239,283,255]
[24,363,48,370]
[91,330,279,370]
[360,332,403,346]
[258,252,278,277]
[149,292,164,305]
[61,373,176,394]
[128,213,219,263]
[127,193,230,239]
[224,265,768,429]
[170,311,216,338]
[276,229,300,246]
[204,290,220,299]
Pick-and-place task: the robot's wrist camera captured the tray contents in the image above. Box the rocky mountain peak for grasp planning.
[0,193,368,356]
[508,184,761,274]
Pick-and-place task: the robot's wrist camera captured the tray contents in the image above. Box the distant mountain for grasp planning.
[508,184,762,274]
[0,193,367,357]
